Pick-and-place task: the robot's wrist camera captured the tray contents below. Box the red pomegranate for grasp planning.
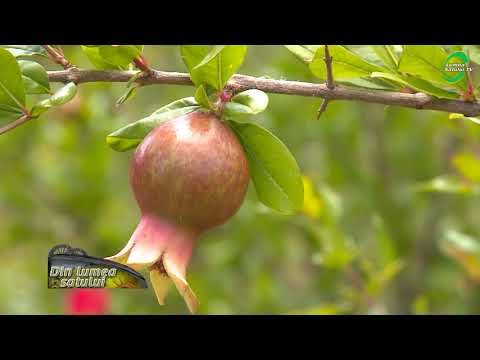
[106,111,250,313]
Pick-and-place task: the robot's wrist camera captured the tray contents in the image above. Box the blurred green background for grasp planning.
[2,45,480,314]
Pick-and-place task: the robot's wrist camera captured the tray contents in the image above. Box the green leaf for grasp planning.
[49,82,77,105]
[181,45,247,90]
[398,45,467,90]
[81,46,122,70]
[30,82,77,117]
[284,45,319,63]
[194,85,212,109]
[193,46,226,69]
[371,45,398,70]
[224,89,269,120]
[19,60,50,94]
[98,45,143,68]
[1,45,48,58]
[371,72,459,99]
[116,86,138,106]
[106,97,200,152]
[229,121,303,213]
[0,104,24,125]
[340,77,397,90]
[310,45,386,80]
[0,48,26,112]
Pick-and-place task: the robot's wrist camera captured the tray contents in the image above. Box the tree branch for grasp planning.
[47,68,480,117]
[0,114,33,135]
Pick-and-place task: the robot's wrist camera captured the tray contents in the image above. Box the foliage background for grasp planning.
[1,45,480,314]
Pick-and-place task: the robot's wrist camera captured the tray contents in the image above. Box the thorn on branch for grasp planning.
[42,45,74,70]
[316,99,330,120]
[316,45,335,119]
[324,45,335,90]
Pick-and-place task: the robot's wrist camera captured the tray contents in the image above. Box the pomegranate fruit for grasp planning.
[106,111,250,313]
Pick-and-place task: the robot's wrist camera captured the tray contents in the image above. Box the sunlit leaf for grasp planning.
[106,97,200,151]
[194,85,212,110]
[224,89,269,120]
[310,45,386,80]
[1,45,48,58]
[19,60,50,94]
[181,45,247,90]
[229,121,304,213]
[371,72,459,99]
[0,48,26,115]
[30,82,77,117]
[398,45,467,90]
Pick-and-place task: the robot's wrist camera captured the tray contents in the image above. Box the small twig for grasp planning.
[0,113,33,136]
[316,45,335,119]
[316,99,330,119]
[42,45,73,69]
[324,45,335,90]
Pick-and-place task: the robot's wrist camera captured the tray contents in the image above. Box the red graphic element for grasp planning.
[65,288,111,315]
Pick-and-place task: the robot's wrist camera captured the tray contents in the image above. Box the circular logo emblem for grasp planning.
[443,51,470,84]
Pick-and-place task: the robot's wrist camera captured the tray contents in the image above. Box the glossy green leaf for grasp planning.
[371,72,459,99]
[30,82,77,117]
[345,45,390,68]
[194,85,212,109]
[284,45,319,63]
[193,46,226,70]
[181,45,247,90]
[0,48,26,112]
[106,97,200,151]
[310,45,386,80]
[81,46,122,70]
[116,86,138,106]
[19,60,50,94]
[49,82,77,105]
[371,45,398,70]
[1,45,48,58]
[229,121,303,213]
[0,104,24,125]
[341,77,398,90]
[398,45,467,90]
[98,45,143,68]
[224,89,269,120]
